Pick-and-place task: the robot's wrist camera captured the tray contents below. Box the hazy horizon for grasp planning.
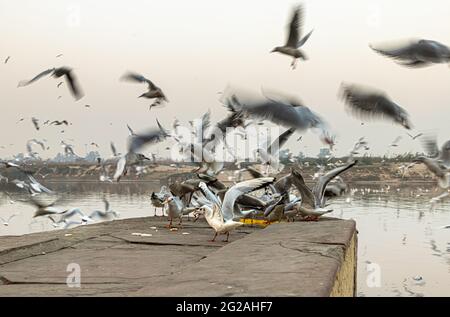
[1,0,450,160]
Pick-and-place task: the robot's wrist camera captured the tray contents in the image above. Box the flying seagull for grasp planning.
[31,117,40,131]
[370,39,450,68]
[18,67,84,100]
[50,120,69,126]
[89,197,120,220]
[223,89,334,146]
[4,56,10,64]
[113,120,168,181]
[121,71,168,108]
[339,83,412,130]
[256,128,296,173]
[293,160,357,220]
[271,4,313,69]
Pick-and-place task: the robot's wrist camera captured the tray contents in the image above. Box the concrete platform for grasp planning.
[0,217,356,296]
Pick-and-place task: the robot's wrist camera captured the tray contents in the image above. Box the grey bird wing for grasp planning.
[18,68,55,87]
[340,83,411,128]
[370,42,418,61]
[222,177,274,222]
[110,142,118,156]
[64,70,84,100]
[297,29,313,48]
[290,168,315,208]
[127,127,167,153]
[286,5,302,48]
[267,128,296,154]
[313,160,357,207]
[113,155,127,181]
[239,99,323,131]
[419,133,440,158]
[121,72,156,90]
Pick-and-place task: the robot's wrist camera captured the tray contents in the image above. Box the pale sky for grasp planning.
[1,0,450,160]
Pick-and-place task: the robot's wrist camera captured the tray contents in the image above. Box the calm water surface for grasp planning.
[0,181,449,297]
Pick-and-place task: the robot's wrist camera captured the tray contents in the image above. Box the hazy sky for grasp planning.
[1,0,450,160]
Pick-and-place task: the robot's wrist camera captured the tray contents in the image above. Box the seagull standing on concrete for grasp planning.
[196,177,274,241]
[271,4,314,69]
[18,67,84,100]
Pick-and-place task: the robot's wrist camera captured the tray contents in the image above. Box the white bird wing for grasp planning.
[313,160,357,207]
[113,155,127,181]
[222,177,274,222]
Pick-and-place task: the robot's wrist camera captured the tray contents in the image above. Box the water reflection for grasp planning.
[0,181,449,297]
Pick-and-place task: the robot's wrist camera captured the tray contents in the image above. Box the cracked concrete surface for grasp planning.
[0,216,356,296]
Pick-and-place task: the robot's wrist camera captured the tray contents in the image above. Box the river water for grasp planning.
[0,181,449,297]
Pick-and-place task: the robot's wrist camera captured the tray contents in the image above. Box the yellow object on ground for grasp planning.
[239,218,272,227]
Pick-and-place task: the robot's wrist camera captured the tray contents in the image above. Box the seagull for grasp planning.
[271,4,313,69]
[18,66,84,100]
[407,132,423,140]
[370,39,450,68]
[0,213,19,226]
[121,71,168,108]
[199,178,274,223]
[419,134,450,169]
[4,56,10,64]
[113,120,168,181]
[196,177,274,241]
[151,186,170,216]
[50,120,69,126]
[339,83,412,130]
[414,134,450,188]
[61,141,76,156]
[89,197,119,220]
[293,160,357,221]
[163,195,198,228]
[59,208,93,224]
[256,128,296,174]
[389,136,402,147]
[223,89,334,146]
[31,117,40,131]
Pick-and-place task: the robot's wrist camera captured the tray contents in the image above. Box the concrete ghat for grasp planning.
[0,217,356,297]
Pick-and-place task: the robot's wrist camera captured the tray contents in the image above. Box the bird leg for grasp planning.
[165,217,173,228]
[209,232,218,242]
[291,58,297,70]
[222,232,230,243]
[178,217,183,228]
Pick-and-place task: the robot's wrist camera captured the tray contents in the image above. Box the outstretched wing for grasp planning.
[314,160,357,207]
[222,177,274,221]
[286,5,303,48]
[18,69,55,87]
[64,70,84,100]
[121,71,156,90]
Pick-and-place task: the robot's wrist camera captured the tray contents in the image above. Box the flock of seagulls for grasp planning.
[1,3,450,236]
